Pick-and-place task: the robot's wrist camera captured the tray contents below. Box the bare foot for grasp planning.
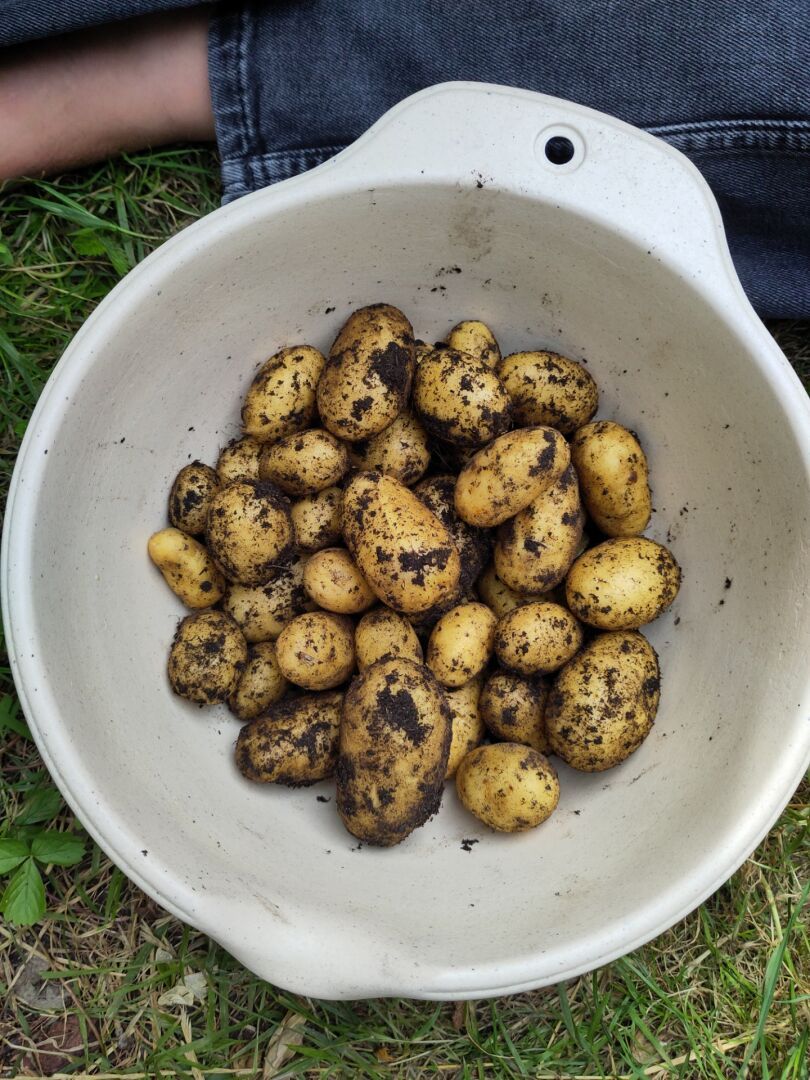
[0,8,215,180]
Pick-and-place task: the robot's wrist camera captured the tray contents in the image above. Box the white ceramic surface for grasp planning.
[3,84,810,1000]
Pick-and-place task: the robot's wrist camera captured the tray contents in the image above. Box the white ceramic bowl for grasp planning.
[4,84,810,1000]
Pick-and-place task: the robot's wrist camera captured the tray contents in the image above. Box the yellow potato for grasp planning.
[446,320,501,369]
[229,641,288,721]
[168,462,219,535]
[222,552,312,641]
[168,610,247,704]
[475,563,531,618]
[354,608,424,669]
[445,676,486,779]
[570,420,651,536]
[206,480,294,585]
[566,537,681,629]
[413,347,512,447]
[236,691,342,785]
[456,743,560,832]
[350,412,431,486]
[426,602,497,688]
[216,436,263,484]
[494,602,583,675]
[414,475,490,592]
[242,345,326,443]
[497,350,598,435]
[148,527,225,608]
[479,671,549,752]
[303,547,377,614]
[275,611,355,690]
[259,429,348,496]
[290,486,343,552]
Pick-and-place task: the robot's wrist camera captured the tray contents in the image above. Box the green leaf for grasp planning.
[0,858,46,926]
[0,695,31,740]
[0,838,30,875]
[17,787,63,825]
[97,234,133,277]
[32,831,85,867]
[0,240,13,267]
[70,228,107,258]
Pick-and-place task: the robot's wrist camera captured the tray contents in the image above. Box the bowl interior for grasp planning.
[7,181,810,998]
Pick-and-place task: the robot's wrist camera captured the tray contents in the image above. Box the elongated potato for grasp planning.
[317,304,415,441]
[494,602,583,675]
[168,462,219,535]
[570,421,651,536]
[480,671,549,752]
[236,691,342,785]
[455,426,570,527]
[414,474,490,592]
[498,350,598,435]
[303,547,376,614]
[275,611,355,690]
[350,412,431,487]
[229,641,288,721]
[476,563,531,618]
[290,486,343,552]
[426,602,497,688]
[413,348,512,447]
[446,320,501,369]
[494,464,584,594]
[206,480,294,586]
[242,345,326,443]
[148,527,225,608]
[445,676,486,779]
[566,537,681,629]
[337,658,451,845]
[216,436,262,483]
[168,610,247,704]
[456,744,559,832]
[259,429,348,496]
[355,608,424,669]
[222,552,312,641]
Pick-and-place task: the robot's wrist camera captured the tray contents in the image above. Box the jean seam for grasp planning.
[645,117,810,154]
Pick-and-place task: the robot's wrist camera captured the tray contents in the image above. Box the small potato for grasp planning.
[259,429,348,496]
[222,552,312,641]
[148,527,225,608]
[317,304,415,441]
[168,462,219,535]
[446,320,501,370]
[476,563,531,618]
[456,743,559,832]
[291,486,343,552]
[546,631,660,771]
[355,608,424,669]
[229,641,288,721]
[414,475,490,593]
[480,671,549,752]
[494,602,583,676]
[303,547,376,614]
[168,610,247,704]
[445,676,486,779]
[275,611,355,690]
[350,412,431,486]
[206,480,294,586]
[570,421,651,536]
[498,350,598,435]
[413,348,512,447]
[426,602,497,688]
[236,691,342,785]
[455,426,570,527]
[216,436,262,483]
[242,345,326,443]
[566,537,681,629]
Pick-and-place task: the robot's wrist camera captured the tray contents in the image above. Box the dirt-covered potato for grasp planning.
[494,602,583,675]
[216,436,262,484]
[494,464,584,594]
[229,641,288,721]
[342,471,461,616]
[259,429,348,496]
[242,345,326,443]
[426,602,497,688]
[349,412,431,486]
[236,691,342,785]
[354,608,424,669]
[566,537,681,629]
[317,303,415,442]
[456,743,559,832]
[148,527,225,608]
[414,474,490,592]
[222,553,312,641]
[497,350,598,435]
[479,671,549,752]
[445,676,486,778]
[168,610,247,704]
[454,426,570,527]
[546,631,660,770]
[337,657,451,845]
[206,479,294,585]
[476,563,531,618]
[413,348,512,447]
[303,547,376,614]
[570,420,651,536]
[290,486,343,552]
[168,462,219,535]
[275,611,355,690]
[446,320,501,370]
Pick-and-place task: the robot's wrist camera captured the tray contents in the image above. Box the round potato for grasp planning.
[456,744,559,832]
[317,303,415,442]
[476,563,531,618]
[446,320,501,370]
[546,631,660,770]
[413,348,512,447]
[229,641,288,721]
[337,658,451,846]
[426,602,497,688]
[168,462,219,535]
[355,608,424,669]
[259,429,348,496]
[290,486,343,552]
[349,412,430,486]
[454,426,571,527]
[275,611,355,690]
[497,350,598,435]
[206,480,294,586]
[236,691,342,785]
[222,552,312,641]
[168,610,247,704]
[414,474,490,592]
[147,527,225,608]
[570,420,651,536]
[566,537,681,629]
[445,676,486,779]
[480,671,549,752]
[494,602,583,676]
[216,436,263,484]
[303,547,376,614]
[242,345,326,443]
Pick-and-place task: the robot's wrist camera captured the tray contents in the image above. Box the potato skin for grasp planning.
[242,345,326,443]
[206,480,294,586]
[303,547,376,614]
[355,608,424,669]
[566,537,681,629]
[349,412,431,487]
[546,631,660,770]
[446,320,501,370]
[480,671,549,752]
[168,610,247,704]
[148,527,225,608]
[275,611,355,690]
[222,553,312,641]
[570,421,652,536]
[454,426,570,527]
[229,641,288,721]
[216,436,262,484]
[413,348,512,447]
[426,602,497,688]
[444,676,486,779]
[476,563,530,618]
[259,429,348,496]
[336,658,452,846]
[494,602,583,676]
[317,303,415,442]
[498,350,598,435]
[456,744,559,832]
[290,486,343,552]
[414,474,490,592]
[235,691,342,785]
[168,462,219,535]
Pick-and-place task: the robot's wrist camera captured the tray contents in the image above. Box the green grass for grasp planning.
[1,150,808,1079]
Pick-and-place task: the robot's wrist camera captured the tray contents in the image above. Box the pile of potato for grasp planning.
[148,304,681,846]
